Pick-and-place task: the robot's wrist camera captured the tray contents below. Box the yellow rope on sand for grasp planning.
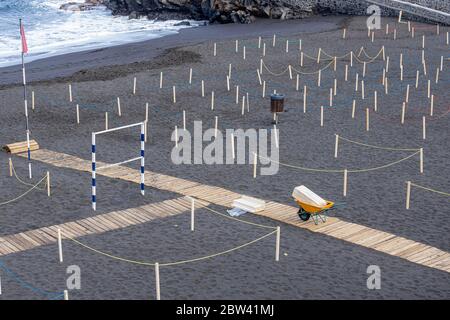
[257,151,420,174]
[410,183,450,197]
[338,135,421,152]
[64,229,277,267]
[0,174,48,206]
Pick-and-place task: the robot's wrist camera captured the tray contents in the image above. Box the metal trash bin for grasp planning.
[270,94,285,124]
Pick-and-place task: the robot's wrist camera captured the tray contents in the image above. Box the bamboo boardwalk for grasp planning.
[13,149,450,273]
[0,196,204,256]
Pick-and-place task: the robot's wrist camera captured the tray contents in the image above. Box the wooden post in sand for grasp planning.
[227,76,230,92]
[416,70,419,88]
[174,126,178,148]
[263,81,266,98]
[201,80,205,97]
[31,91,35,110]
[253,152,257,178]
[190,197,195,231]
[435,68,440,84]
[214,116,219,138]
[430,95,434,116]
[235,40,239,53]
[105,112,108,130]
[159,72,163,89]
[155,263,161,300]
[189,68,193,84]
[76,104,80,124]
[420,148,424,173]
[406,84,410,103]
[211,91,215,110]
[334,134,339,158]
[58,228,63,263]
[401,102,406,124]
[343,169,348,197]
[320,106,324,127]
[355,73,359,91]
[366,108,370,131]
[317,48,321,64]
[352,100,356,119]
[317,69,321,87]
[213,43,217,57]
[303,86,307,113]
[69,84,72,102]
[173,86,176,103]
[406,181,411,209]
[236,85,239,104]
[296,74,300,91]
[374,91,378,112]
[9,158,12,177]
[275,226,280,262]
[343,28,346,39]
[422,116,426,140]
[117,97,121,116]
[133,77,137,95]
[257,69,262,85]
[329,88,333,107]
[47,171,51,197]
[345,65,348,81]
[182,110,186,130]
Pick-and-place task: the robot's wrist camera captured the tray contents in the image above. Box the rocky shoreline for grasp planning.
[60,1,450,25]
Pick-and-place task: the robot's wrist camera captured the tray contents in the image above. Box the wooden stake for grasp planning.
[334,134,339,158]
[329,88,333,107]
[9,158,12,177]
[58,229,63,263]
[31,91,35,110]
[343,28,346,39]
[435,68,439,84]
[189,68,193,84]
[317,48,321,64]
[159,72,163,89]
[105,112,108,130]
[406,181,411,209]
[374,91,378,112]
[47,171,50,196]
[345,65,348,81]
[334,78,337,96]
[366,108,370,131]
[420,148,424,173]
[262,81,266,98]
[401,102,406,124]
[406,84,410,103]
[416,70,419,88]
[133,77,136,95]
[236,85,239,104]
[320,106,324,127]
[352,100,356,119]
[213,43,217,56]
[422,116,426,140]
[201,80,205,97]
[190,197,195,231]
[211,91,215,110]
[361,80,365,100]
[343,169,348,197]
[76,104,80,124]
[155,263,160,300]
[173,86,176,103]
[117,97,121,116]
[69,84,72,102]
[296,74,300,91]
[427,80,431,98]
[275,226,280,262]
[303,86,307,113]
[430,95,434,116]
[318,69,321,87]
[253,152,257,178]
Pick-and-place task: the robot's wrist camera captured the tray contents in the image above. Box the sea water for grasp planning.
[0,0,201,67]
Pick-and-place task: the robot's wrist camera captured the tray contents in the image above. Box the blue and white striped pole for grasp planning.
[92,133,96,211]
[140,123,145,195]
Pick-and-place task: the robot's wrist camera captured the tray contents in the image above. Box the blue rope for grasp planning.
[0,260,64,299]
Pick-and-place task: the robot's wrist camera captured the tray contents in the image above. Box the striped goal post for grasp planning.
[91,122,145,211]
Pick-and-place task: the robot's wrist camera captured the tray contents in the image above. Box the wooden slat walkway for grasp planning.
[16,149,450,273]
[0,196,204,256]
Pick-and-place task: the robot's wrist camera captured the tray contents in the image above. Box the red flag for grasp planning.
[20,21,28,54]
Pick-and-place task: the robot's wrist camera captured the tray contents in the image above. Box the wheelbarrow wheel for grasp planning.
[298,208,311,221]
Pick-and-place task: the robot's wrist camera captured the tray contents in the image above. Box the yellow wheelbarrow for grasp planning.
[295,200,335,225]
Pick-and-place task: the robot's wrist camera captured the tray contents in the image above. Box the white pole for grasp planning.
[422,116,426,140]
[229,63,232,79]
[227,76,230,92]
[300,52,303,66]
[133,77,137,95]
[361,80,365,100]
[350,51,353,67]
[201,80,205,97]
[352,100,356,119]
[243,46,246,60]
[105,112,108,130]
[189,68,193,84]
[333,78,337,96]
[430,95,434,116]
[211,91,215,110]
[440,56,444,71]
[183,110,186,130]
[320,106,324,127]
[317,48,321,64]
[253,152,257,178]
[9,158,12,177]
[435,68,439,84]
[64,290,69,301]
[190,197,195,231]
[58,228,63,263]
[366,108,370,131]
[317,69,321,87]
[274,125,279,148]
[286,40,289,53]
[241,96,245,115]
[76,104,80,124]
[420,148,424,173]
[355,73,359,91]
[262,81,266,98]
[401,102,406,124]
[427,80,431,98]
[155,263,160,300]
[159,72,163,89]
[416,70,419,88]
[296,74,300,91]
[288,65,292,80]
[263,43,266,56]
[69,84,72,102]
[47,171,50,197]
[334,134,339,158]
[231,132,235,160]
[303,86,307,113]
[406,181,411,209]
[258,36,261,49]
[345,64,348,81]
[214,116,218,137]
[0,274,2,295]
[145,103,149,143]
[275,226,280,262]
[235,39,239,53]
[273,34,276,47]
[363,62,366,77]
[257,69,262,85]
[173,86,176,103]
[329,88,333,106]
[374,91,378,112]
[406,84,410,103]
[31,91,35,110]
[343,28,346,39]
[343,169,348,197]
[213,42,217,57]
[394,29,397,40]
[117,97,121,116]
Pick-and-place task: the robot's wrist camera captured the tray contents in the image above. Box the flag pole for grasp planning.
[20,18,32,179]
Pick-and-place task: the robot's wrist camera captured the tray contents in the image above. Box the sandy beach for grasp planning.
[0,15,449,300]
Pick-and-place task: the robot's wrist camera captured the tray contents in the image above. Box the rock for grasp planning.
[60,1,105,11]
[129,11,140,19]
[174,21,191,26]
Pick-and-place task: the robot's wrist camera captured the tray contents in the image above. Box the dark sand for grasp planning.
[0,15,449,299]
